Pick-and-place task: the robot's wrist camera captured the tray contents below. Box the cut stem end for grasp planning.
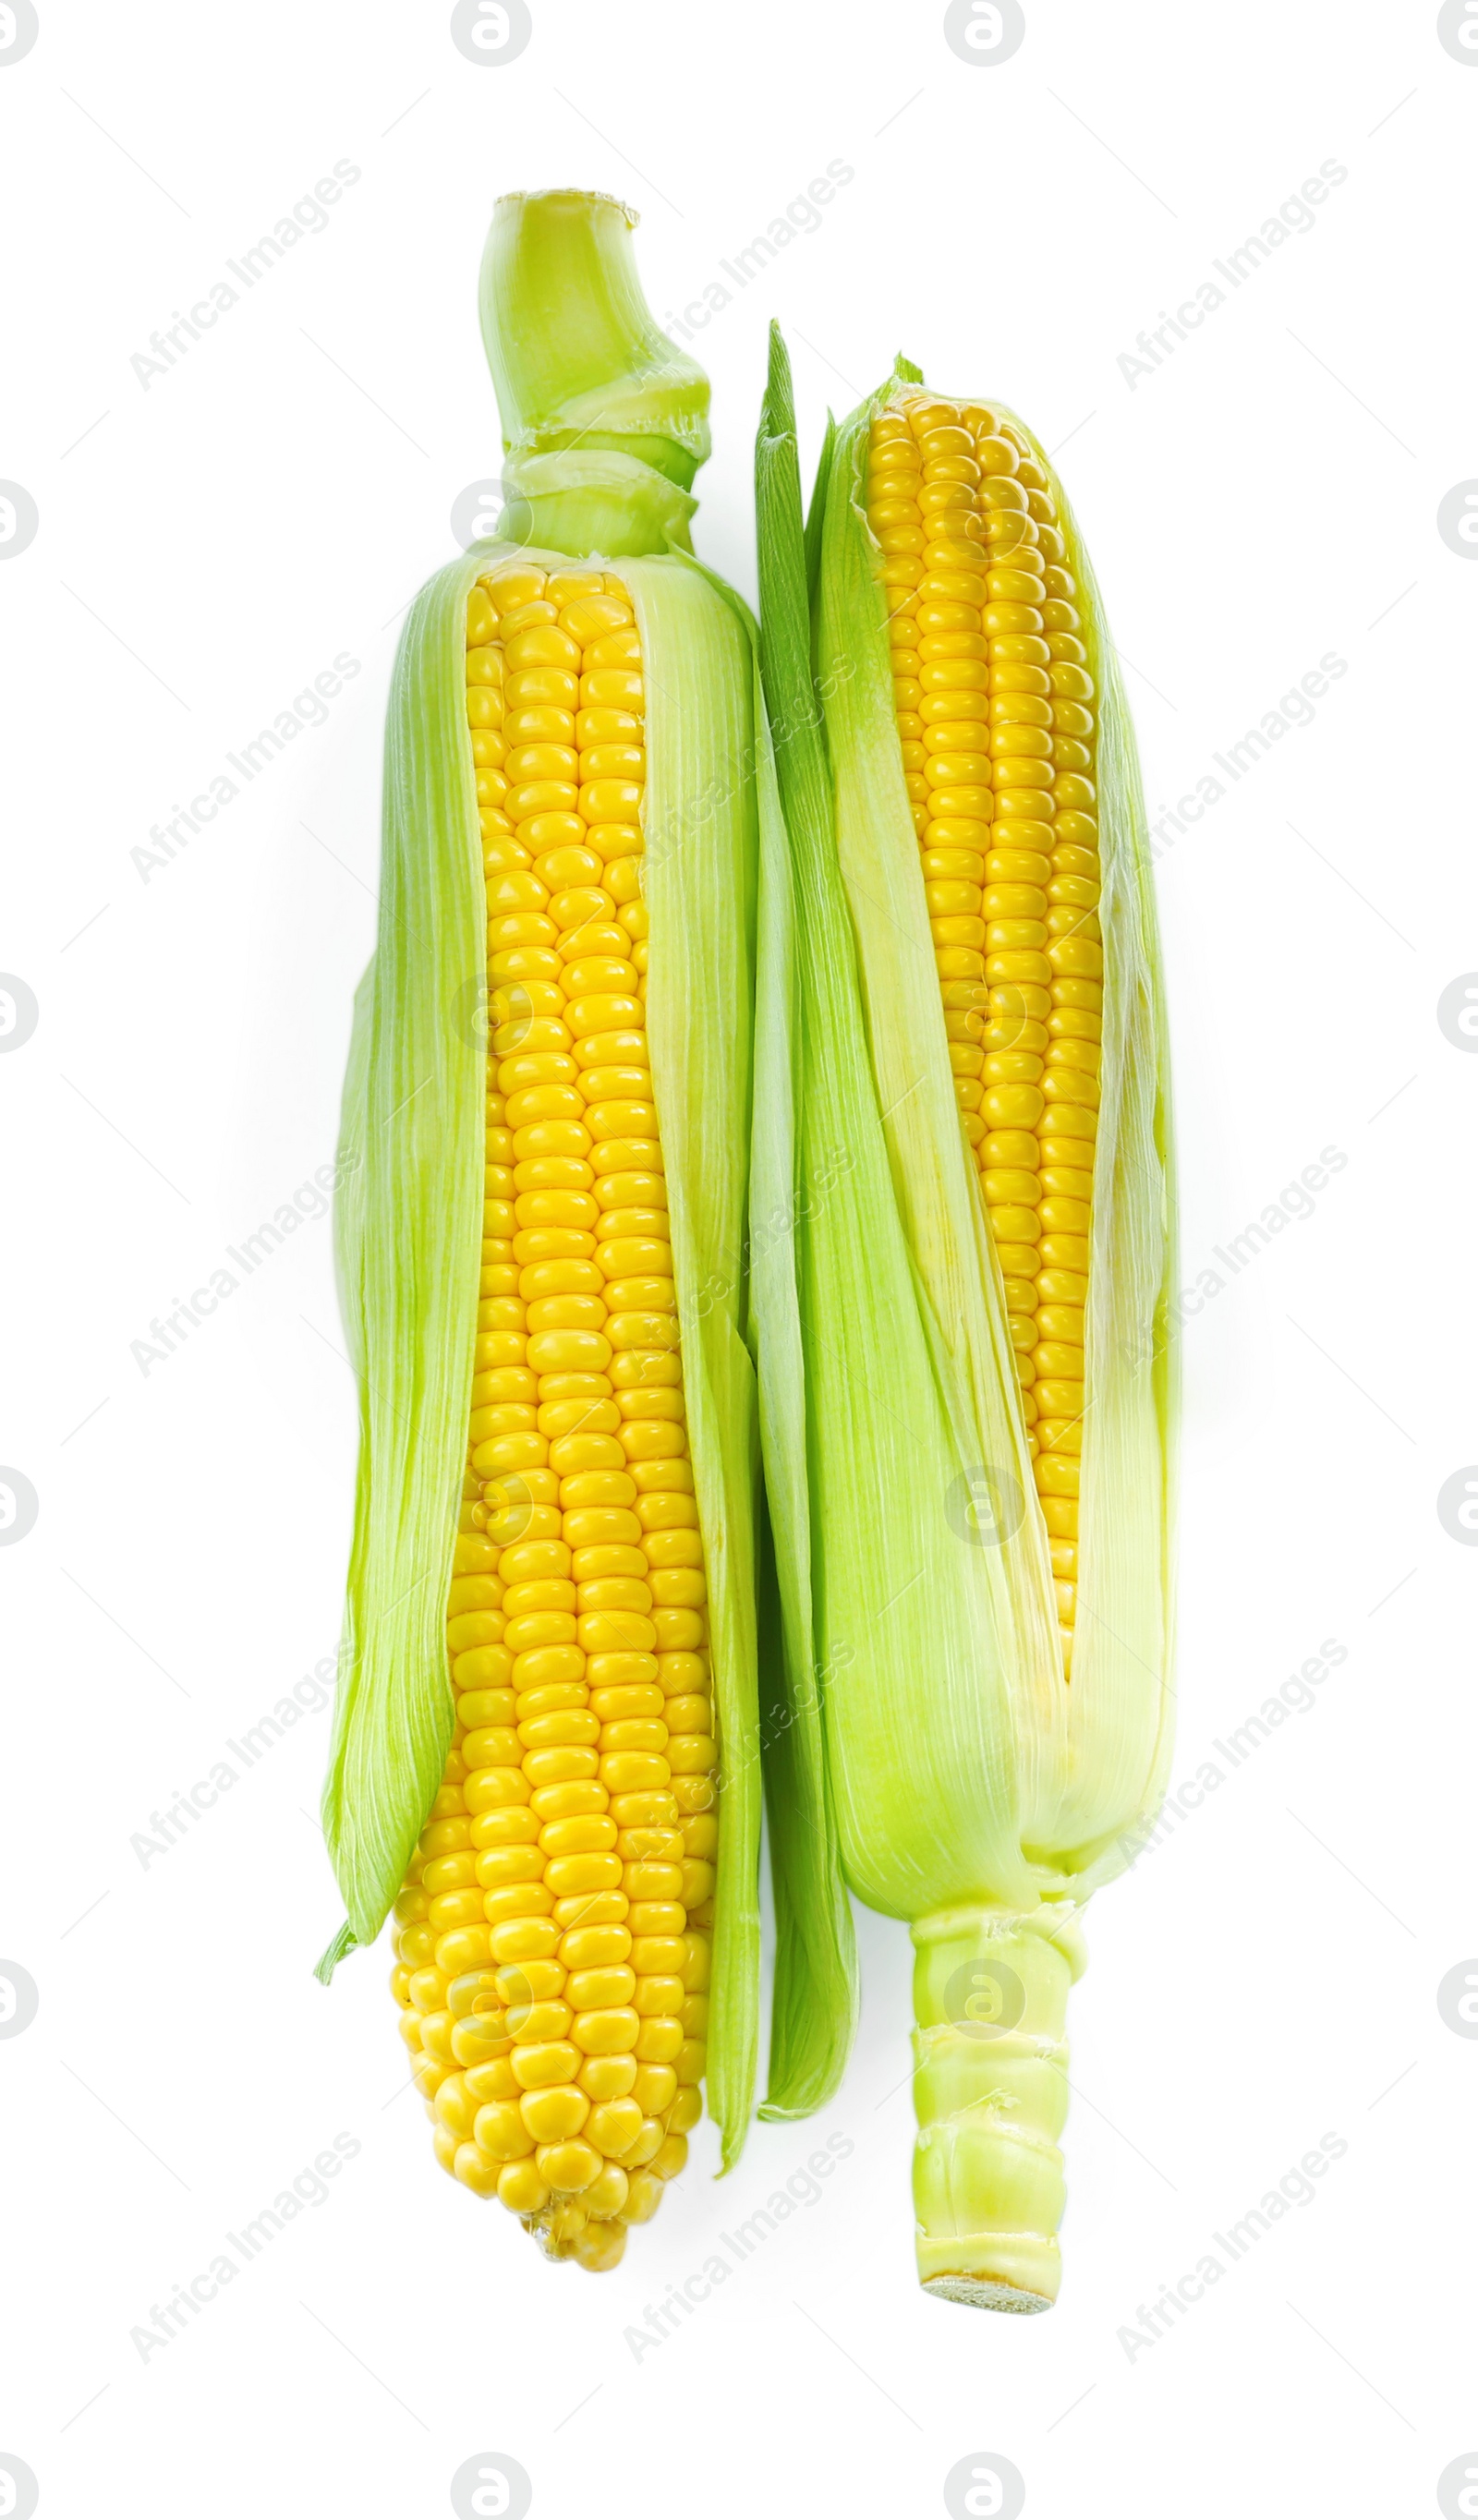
[920,2272,1055,2315]
[910,1906,1085,2313]
[479,188,711,559]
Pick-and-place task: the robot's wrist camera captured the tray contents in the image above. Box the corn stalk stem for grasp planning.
[911,1904,1086,2310]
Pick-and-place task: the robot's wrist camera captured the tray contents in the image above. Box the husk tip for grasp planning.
[762,320,796,442]
[314,1920,357,1985]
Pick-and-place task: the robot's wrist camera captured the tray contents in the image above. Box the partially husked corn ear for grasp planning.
[391,561,718,2270]
[320,190,765,2273]
[867,397,1101,1673]
[752,332,1174,2311]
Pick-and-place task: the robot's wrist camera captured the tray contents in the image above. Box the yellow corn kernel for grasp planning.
[497,2157,550,2213]
[620,2168,664,2224]
[583,2162,630,2219]
[472,2101,530,2161]
[587,2095,645,2157]
[537,2138,600,2193]
[579,2052,638,2101]
[518,2082,589,2142]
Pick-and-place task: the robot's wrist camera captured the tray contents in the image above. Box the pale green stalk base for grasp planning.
[911,1906,1086,2311]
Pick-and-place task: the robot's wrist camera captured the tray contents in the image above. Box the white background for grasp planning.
[2,2,1475,2514]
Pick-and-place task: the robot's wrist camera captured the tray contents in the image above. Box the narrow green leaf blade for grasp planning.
[750,324,858,2115]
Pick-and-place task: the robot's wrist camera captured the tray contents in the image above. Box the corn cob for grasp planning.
[753,332,1175,2309]
[394,560,720,2267]
[319,192,764,2272]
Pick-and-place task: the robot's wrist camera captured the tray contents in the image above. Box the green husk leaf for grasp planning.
[319,547,488,1980]
[802,407,835,624]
